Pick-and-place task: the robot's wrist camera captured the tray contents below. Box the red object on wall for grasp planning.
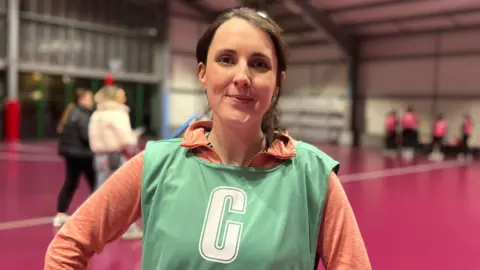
[105,73,114,86]
[5,99,20,142]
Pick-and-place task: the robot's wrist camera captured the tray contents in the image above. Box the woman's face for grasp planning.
[116,89,127,104]
[198,18,284,127]
[79,92,94,109]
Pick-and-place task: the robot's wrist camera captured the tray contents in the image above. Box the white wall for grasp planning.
[360,29,480,146]
[168,14,208,128]
[280,43,350,144]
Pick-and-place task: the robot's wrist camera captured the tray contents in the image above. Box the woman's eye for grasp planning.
[251,59,269,70]
[219,55,233,64]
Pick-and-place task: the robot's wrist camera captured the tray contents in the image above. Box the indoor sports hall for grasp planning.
[1,0,479,269]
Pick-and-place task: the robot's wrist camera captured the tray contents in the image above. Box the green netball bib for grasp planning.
[141,138,338,270]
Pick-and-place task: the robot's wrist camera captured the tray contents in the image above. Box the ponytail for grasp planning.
[261,94,281,144]
[56,103,75,134]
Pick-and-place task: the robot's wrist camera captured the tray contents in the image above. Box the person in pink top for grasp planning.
[384,110,398,157]
[429,114,447,161]
[458,113,473,160]
[401,106,418,161]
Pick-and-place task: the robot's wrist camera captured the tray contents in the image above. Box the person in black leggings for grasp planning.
[54,88,95,227]
[384,110,398,157]
[458,113,473,161]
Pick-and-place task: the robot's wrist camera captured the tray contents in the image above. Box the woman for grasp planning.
[89,85,139,188]
[45,7,370,269]
[428,114,447,161]
[384,109,398,157]
[401,106,418,161]
[458,113,473,160]
[54,88,95,227]
[88,85,143,240]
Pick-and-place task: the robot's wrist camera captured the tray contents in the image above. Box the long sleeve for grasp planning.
[110,111,138,147]
[44,152,144,270]
[317,172,371,270]
[88,109,138,153]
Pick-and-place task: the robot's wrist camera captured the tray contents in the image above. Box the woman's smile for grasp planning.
[225,94,255,105]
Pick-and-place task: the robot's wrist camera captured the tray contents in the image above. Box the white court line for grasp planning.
[0,143,55,152]
[0,216,54,231]
[0,152,61,162]
[340,159,471,182]
[0,159,473,231]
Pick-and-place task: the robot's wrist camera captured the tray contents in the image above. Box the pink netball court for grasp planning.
[1,0,479,269]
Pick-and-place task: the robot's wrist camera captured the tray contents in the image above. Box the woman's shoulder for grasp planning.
[93,103,129,117]
[294,141,331,158]
[95,101,129,112]
[70,106,89,120]
[144,138,184,152]
[293,141,340,173]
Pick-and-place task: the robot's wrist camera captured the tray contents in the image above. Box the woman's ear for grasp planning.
[198,63,206,87]
[274,71,285,96]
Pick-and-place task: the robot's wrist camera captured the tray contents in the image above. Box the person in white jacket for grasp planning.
[88,85,143,240]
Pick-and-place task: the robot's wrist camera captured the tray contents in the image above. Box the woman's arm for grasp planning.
[317,172,371,270]
[44,153,144,269]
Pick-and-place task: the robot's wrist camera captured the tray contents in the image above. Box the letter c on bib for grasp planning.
[199,187,247,264]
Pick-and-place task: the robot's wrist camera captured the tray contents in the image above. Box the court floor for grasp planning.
[0,142,479,269]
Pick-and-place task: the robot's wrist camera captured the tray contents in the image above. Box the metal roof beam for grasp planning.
[284,0,357,58]
[327,0,408,13]
[288,39,330,47]
[347,7,480,27]
[180,0,219,22]
[363,24,480,39]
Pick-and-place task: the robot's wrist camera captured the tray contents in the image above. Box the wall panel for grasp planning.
[360,59,435,95]
[18,0,157,77]
[170,54,201,91]
[360,29,480,146]
[170,17,202,53]
[283,65,312,95]
[171,1,204,18]
[283,63,349,97]
[168,16,205,129]
[361,34,436,58]
[439,29,480,53]
[437,56,480,95]
[289,44,345,64]
[169,92,207,127]
[0,13,5,60]
[313,64,349,97]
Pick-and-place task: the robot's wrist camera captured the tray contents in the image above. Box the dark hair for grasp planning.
[57,88,91,134]
[196,7,288,143]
